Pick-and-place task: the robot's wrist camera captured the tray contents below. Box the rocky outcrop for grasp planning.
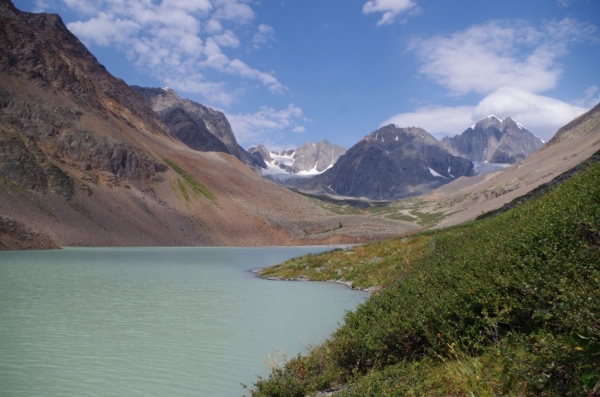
[294,125,474,200]
[441,116,543,164]
[0,87,167,187]
[0,127,73,198]
[133,86,265,171]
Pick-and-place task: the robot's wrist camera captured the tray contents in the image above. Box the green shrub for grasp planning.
[163,158,216,202]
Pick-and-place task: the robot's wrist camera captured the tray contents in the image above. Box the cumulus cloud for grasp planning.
[409,18,597,96]
[363,0,418,26]
[64,0,284,106]
[227,104,306,146]
[382,18,597,142]
[384,87,588,141]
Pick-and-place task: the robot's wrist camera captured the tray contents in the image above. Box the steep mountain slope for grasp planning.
[418,102,600,228]
[0,0,419,248]
[248,140,346,181]
[293,125,474,200]
[441,115,544,164]
[132,86,265,172]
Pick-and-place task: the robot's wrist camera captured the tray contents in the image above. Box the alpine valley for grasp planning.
[1,0,599,251]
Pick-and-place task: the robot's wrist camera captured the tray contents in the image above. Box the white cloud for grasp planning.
[575,86,600,108]
[252,24,275,48]
[362,0,417,26]
[68,12,140,46]
[291,126,305,133]
[212,0,254,23]
[410,19,597,96]
[212,30,240,48]
[383,87,588,141]
[64,0,284,106]
[227,104,306,146]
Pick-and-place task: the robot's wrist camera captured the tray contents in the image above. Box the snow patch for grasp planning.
[486,115,501,121]
[428,167,447,179]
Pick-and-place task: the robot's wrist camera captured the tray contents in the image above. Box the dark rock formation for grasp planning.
[441,116,543,164]
[133,86,265,171]
[295,125,474,200]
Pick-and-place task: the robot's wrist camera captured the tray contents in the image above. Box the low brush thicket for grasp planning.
[249,162,600,397]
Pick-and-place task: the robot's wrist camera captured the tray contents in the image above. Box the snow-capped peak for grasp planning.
[485,115,501,121]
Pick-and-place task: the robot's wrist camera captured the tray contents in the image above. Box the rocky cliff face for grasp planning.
[0,0,171,192]
[294,125,474,200]
[133,86,265,171]
[441,116,544,164]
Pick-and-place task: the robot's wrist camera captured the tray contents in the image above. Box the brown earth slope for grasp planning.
[0,0,419,249]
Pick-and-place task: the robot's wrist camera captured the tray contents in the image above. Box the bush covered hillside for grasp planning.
[249,161,600,397]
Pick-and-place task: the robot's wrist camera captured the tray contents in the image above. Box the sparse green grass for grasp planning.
[163,158,216,202]
[177,179,189,201]
[250,162,600,397]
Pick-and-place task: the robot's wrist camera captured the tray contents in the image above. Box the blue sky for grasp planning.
[15,0,600,150]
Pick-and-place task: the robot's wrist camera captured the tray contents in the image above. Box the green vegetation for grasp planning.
[304,192,450,227]
[163,158,216,202]
[249,162,600,396]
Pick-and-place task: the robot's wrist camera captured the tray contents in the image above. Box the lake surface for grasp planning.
[0,247,367,397]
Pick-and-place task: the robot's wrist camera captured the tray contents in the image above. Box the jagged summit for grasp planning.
[442,116,543,164]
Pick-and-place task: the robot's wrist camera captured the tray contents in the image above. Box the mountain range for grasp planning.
[0,0,598,250]
[289,125,474,200]
[254,116,544,200]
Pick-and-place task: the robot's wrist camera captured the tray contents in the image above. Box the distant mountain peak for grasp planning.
[442,115,543,164]
[249,140,346,182]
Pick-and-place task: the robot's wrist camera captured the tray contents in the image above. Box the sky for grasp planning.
[14,0,600,150]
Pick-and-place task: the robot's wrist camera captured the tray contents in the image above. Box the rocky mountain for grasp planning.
[441,116,544,164]
[291,125,474,200]
[248,140,346,181]
[0,0,420,248]
[132,86,265,172]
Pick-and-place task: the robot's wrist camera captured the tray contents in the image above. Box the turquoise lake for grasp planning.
[0,247,367,397]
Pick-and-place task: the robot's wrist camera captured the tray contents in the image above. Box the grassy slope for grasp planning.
[249,162,600,397]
